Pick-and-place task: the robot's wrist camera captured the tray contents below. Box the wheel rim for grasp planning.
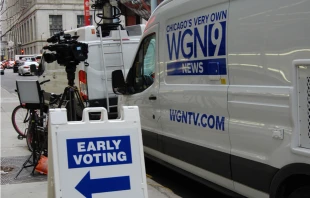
[12,107,29,136]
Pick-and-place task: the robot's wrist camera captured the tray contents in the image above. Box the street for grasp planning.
[1,68,38,93]
[1,68,231,198]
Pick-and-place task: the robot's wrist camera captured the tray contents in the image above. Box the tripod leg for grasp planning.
[73,87,85,120]
[14,153,34,179]
[70,87,76,121]
[58,87,68,108]
[59,87,73,121]
[74,88,85,109]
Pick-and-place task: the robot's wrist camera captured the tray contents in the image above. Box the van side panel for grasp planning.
[157,0,234,191]
[227,0,310,196]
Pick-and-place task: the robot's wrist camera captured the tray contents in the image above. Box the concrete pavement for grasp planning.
[1,86,179,198]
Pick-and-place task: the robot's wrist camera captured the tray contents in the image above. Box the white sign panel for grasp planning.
[48,107,148,198]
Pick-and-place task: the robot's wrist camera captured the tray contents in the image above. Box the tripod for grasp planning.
[58,63,85,121]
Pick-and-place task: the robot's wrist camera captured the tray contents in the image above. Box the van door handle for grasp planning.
[149,95,157,100]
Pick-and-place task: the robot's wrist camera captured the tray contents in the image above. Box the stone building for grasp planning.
[0,0,91,60]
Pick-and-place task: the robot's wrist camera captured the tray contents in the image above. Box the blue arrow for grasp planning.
[75,171,131,198]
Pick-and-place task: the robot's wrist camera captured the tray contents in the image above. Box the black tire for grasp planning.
[11,105,29,137]
[26,125,33,152]
[288,185,310,198]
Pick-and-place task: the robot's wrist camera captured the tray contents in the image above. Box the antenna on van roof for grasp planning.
[91,0,124,37]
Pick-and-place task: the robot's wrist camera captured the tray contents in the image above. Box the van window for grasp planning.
[126,34,156,94]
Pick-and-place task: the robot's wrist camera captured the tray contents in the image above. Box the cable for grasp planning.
[1,0,19,15]
[0,10,24,22]
[0,6,27,39]
[0,0,5,12]
[91,0,123,37]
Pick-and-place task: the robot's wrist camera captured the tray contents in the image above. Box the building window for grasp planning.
[30,19,33,41]
[77,15,93,28]
[27,21,30,43]
[34,16,36,40]
[49,15,63,36]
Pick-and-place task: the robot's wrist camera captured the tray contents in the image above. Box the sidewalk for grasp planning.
[1,87,179,198]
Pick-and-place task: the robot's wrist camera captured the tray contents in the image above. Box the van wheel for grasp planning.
[288,185,310,198]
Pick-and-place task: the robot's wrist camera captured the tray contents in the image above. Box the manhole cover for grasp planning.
[1,156,47,185]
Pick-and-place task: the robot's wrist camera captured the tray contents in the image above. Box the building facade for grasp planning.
[1,0,88,60]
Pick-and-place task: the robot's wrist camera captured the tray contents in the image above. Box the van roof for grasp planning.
[64,25,145,42]
[145,0,175,30]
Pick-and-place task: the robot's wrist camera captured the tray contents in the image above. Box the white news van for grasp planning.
[111,0,310,197]
[39,25,143,118]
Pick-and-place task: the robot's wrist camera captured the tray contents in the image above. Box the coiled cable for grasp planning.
[91,0,123,37]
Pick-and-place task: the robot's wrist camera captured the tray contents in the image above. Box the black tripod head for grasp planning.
[65,63,78,87]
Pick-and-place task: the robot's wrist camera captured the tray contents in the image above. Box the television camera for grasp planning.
[40,31,89,121]
[42,31,88,86]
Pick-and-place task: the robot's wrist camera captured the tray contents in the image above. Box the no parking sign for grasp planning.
[47,107,148,198]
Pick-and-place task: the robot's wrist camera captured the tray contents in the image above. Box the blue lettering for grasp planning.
[181,29,193,59]
[182,111,188,124]
[216,116,225,131]
[167,32,182,60]
[169,109,225,131]
[201,16,205,24]
[210,13,216,22]
[194,26,207,58]
[221,10,227,20]
[201,114,208,127]
[205,14,209,23]
[208,21,226,57]
[170,109,176,121]
[194,17,199,26]
[193,113,200,126]
[216,12,222,21]
[176,110,182,122]
[208,115,215,129]
[166,25,170,32]
[189,19,192,27]
[188,112,193,124]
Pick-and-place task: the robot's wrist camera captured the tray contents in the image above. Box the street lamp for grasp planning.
[41,32,44,53]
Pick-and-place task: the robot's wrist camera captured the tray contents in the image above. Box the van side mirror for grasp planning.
[112,70,126,95]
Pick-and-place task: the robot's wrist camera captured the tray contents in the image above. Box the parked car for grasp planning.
[1,60,9,69]
[0,65,4,75]
[13,60,24,73]
[7,61,15,69]
[18,61,39,76]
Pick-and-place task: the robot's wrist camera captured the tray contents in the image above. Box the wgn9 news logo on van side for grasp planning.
[166,10,227,76]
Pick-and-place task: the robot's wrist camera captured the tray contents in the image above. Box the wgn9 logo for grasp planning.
[209,22,226,57]
[166,21,226,61]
